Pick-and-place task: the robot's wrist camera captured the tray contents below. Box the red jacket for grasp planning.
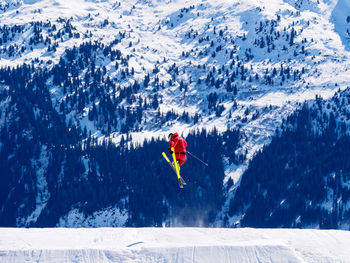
[168,133,187,163]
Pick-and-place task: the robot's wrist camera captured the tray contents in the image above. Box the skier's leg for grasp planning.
[178,159,185,167]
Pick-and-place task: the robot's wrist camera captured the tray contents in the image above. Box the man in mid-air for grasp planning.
[168,132,187,168]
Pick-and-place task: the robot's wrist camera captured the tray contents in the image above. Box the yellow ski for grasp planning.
[162,150,186,188]
[171,147,186,188]
[162,152,176,174]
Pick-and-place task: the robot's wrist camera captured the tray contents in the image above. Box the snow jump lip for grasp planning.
[0,227,349,263]
[0,245,301,263]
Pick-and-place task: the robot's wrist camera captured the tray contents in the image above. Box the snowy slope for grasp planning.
[1,0,349,149]
[331,0,350,51]
[1,227,350,263]
[2,0,350,227]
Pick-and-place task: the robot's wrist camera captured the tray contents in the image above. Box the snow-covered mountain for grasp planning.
[1,0,350,227]
[224,88,350,229]
[1,227,350,263]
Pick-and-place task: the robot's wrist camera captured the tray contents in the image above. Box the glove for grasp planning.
[168,148,173,154]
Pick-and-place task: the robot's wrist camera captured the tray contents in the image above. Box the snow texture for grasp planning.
[1,0,350,168]
[331,0,350,51]
[2,0,350,226]
[57,206,128,227]
[0,228,350,262]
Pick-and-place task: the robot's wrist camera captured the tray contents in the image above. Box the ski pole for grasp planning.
[187,150,209,166]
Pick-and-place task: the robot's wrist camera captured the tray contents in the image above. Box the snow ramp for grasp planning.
[0,228,349,262]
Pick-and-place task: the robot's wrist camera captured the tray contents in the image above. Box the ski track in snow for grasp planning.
[0,228,350,262]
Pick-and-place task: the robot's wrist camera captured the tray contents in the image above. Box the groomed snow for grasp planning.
[0,228,349,262]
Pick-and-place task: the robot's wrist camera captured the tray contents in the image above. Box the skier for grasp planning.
[168,132,187,168]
